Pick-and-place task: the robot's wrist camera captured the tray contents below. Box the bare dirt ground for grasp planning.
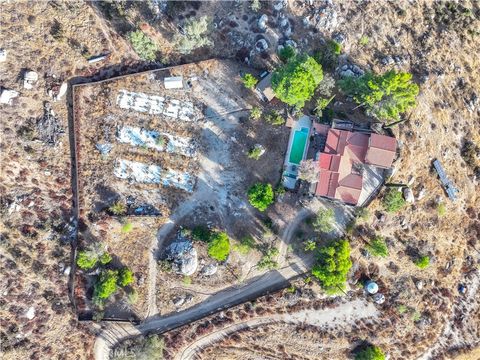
[1,1,479,359]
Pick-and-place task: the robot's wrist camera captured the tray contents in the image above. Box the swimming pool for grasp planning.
[288,127,309,165]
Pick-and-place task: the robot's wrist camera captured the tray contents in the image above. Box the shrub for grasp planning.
[359,35,370,46]
[208,232,230,261]
[257,247,279,270]
[99,252,112,265]
[272,54,323,109]
[316,73,335,97]
[278,45,296,62]
[192,225,212,242]
[234,236,256,255]
[241,73,258,89]
[118,268,134,287]
[94,270,118,300]
[127,289,139,304]
[248,145,264,160]
[121,222,133,233]
[303,240,317,252]
[109,201,127,216]
[248,183,274,211]
[414,255,430,269]
[355,345,385,360]
[251,0,261,11]
[339,70,419,121]
[183,276,192,285]
[328,40,342,55]
[127,30,158,61]
[311,239,352,294]
[314,95,335,117]
[397,304,408,314]
[264,110,285,126]
[76,251,98,270]
[355,207,370,221]
[312,208,335,233]
[437,202,446,216]
[175,16,212,54]
[250,107,262,120]
[382,188,406,213]
[366,236,388,257]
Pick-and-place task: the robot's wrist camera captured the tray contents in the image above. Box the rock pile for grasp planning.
[165,237,198,276]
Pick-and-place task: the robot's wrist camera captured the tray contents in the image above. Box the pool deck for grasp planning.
[283,115,312,189]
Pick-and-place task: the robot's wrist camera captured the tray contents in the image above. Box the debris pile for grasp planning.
[36,102,64,146]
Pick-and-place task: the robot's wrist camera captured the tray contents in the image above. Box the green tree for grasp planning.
[366,236,388,257]
[94,270,118,300]
[311,239,352,294]
[278,45,296,62]
[355,345,385,360]
[99,252,112,265]
[208,232,230,261]
[437,203,446,216]
[382,188,406,213]
[175,16,212,54]
[191,225,212,242]
[118,267,134,287]
[127,30,158,61]
[339,70,419,121]
[76,250,98,270]
[328,40,342,55]
[414,255,430,269]
[250,0,261,11]
[312,208,335,233]
[272,54,323,109]
[264,110,285,126]
[248,183,274,211]
[241,73,258,89]
[257,246,279,270]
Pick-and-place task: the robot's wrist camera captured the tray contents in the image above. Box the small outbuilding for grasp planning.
[255,73,275,102]
[164,76,184,90]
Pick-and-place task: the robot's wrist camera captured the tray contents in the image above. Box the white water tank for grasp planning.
[164,76,184,89]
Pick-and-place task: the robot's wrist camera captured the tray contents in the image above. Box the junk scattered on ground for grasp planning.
[373,293,385,304]
[87,54,108,64]
[23,70,39,89]
[165,236,198,276]
[164,76,184,90]
[114,159,195,192]
[365,280,379,294]
[0,88,19,105]
[131,204,161,216]
[403,187,415,203]
[116,89,197,121]
[116,125,196,157]
[458,284,467,295]
[36,102,64,146]
[25,307,36,320]
[95,143,113,155]
[0,49,6,62]
[432,159,459,200]
[45,75,67,101]
[258,14,268,31]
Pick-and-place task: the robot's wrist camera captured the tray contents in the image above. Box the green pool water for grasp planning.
[289,127,309,165]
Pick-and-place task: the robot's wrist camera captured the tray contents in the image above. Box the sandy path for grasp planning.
[176,298,378,360]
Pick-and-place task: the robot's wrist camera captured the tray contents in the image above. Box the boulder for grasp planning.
[173,296,185,307]
[416,280,424,290]
[25,307,35,320]
[255,38,269,52]
[166,239,198,276]
[273,0,286,11]
[258,14,268,31]
[23,71,38,90]
[0,88,19,105]
[201,263,218,276]
[417,187,426,200]
[381,56,394,66]
[403,187,415,203]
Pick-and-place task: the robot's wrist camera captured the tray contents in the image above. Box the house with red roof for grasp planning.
[315,128,397,205]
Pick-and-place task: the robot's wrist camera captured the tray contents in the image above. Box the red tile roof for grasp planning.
[315,129,396,205]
